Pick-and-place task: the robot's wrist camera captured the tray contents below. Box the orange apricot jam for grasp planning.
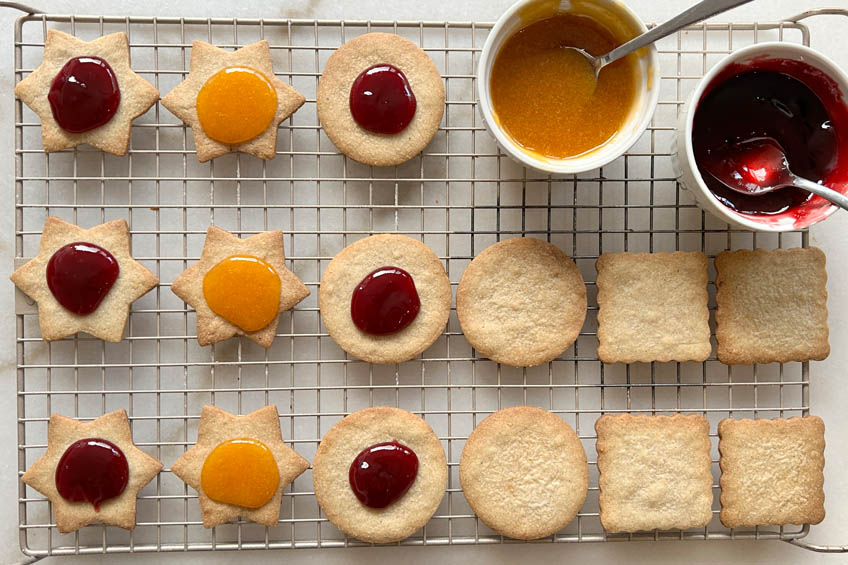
[196,66,278,145]
[490,13,638,159]
[201,438,280,508]
[202,255,281,332]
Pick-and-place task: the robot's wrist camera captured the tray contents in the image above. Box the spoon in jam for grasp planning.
[703,138,848,211]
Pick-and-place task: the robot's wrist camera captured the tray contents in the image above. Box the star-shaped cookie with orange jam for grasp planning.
[171,225,309,348]
[22,409,163,534]
[15,29,159,155]
[161,40,305,162]
[171,405,310,528]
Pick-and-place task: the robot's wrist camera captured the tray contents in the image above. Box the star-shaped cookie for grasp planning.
[11,216,159,342]
[15,29,159,155]
[161,40,305,162]
[21,409,163,534]
[171,226,309,348]
[171,405,310,528]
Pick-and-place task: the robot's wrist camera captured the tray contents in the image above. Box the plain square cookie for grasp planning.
[596,251,710,363]
[715,247,828,364]
[718,416,825,528]
[595,413,713,532]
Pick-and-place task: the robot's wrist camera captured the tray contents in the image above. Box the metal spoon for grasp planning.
[703,137,848,211]
[566,0,756,79]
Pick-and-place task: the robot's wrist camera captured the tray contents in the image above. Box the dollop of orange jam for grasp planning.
[202,255,281,332]
[196,66,278,145]
[201,438,280,508]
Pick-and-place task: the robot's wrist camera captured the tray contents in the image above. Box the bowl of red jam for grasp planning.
[674,42,848,231]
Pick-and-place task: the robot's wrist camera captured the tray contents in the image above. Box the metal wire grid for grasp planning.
[11,8,835,557]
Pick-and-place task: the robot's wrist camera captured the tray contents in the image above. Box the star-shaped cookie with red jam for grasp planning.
[21,409,163,534]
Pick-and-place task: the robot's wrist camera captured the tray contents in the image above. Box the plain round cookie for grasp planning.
[317,32,445,166]
[312,406,448,543]
[459,406,588,540]
[456,238,587,367]
[319,234,451,364]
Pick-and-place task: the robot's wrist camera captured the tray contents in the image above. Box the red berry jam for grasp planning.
[46,242,120,316]
[350,266,420,335]
[55,438,129,510]
[349,64,417,134]
[48,56,121,133]
[349,441,418,509]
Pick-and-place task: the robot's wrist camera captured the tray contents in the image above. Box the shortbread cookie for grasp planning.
[596,252,710,363]
[719,416,825,528]
[317,33,445,166]
[162,40,305,162]
[595,414,713,532]
[170,405,309,528]
[15,30,159,155]
[456,238,587,367]
[10,216,158,342]
[715,247,828,364]
[21,409,162,534]
[460,406,588,539]
[319,234,451,364]
[171,226,309,348]
[312,406,447,543]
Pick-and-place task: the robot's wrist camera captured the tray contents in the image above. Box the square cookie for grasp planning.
[719,416,825,528]
[715,248,828,364]
[596,251,710,363]
[595,413,713,532]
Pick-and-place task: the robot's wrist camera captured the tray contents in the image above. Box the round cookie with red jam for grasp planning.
[319,234,451,364]
[21,409,163,534]
[170,405,309,528]
[317,32,445,167]
[312,406,448,543]
[14,30,159,155]
[161,40,305,162]
[9,216,158,342]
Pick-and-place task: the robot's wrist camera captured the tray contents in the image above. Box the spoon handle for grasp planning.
[792,176,848,212]
[600,0,756,67]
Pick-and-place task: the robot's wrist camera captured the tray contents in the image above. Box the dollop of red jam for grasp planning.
[55,438,129,510]
[349,441,418,509]
[46,242,120,316]
[350,266,420,335]
[349,64,417,134]
[48,56,121,133]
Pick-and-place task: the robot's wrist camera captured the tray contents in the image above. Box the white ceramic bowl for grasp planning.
[672,42,848,231]
[477,0,660,175]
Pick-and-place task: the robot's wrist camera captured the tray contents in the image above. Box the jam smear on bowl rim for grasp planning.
[46,242,120,316]
[55,438,129,510]
[349,64,417,134]
[350,266,421,336]
[48,56,121,133]
[349,441,419,509]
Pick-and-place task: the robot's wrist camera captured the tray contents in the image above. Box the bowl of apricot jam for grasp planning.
[478,0,660,174]
[674,42,848,231]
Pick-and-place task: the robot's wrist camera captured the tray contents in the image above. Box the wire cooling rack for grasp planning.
[10,3,847,557]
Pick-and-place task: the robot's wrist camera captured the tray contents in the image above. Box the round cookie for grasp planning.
[312,406,448,543]
[317,32,445,166]
[319,234,451,364]
[456,238,587,367]
[459,406,588,540]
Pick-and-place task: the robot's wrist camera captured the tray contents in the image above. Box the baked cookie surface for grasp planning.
[318,234,451,364]
[596,252,710,363]
[595,413,713,532]
[715,247,828,364]
[718,416,825,528]
[456,238,587,367]
[459,406,588,540]
[21,409,163,534]
[317,32,445,166]
[10,216,158,342]
[312,406,447,544]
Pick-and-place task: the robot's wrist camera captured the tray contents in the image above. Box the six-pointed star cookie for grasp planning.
[161,40,305,162]
[22,409,163,534]
[15,29,159,155]
[171,405,310,528]
[11,216,159,342]
[171,225,309,348]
